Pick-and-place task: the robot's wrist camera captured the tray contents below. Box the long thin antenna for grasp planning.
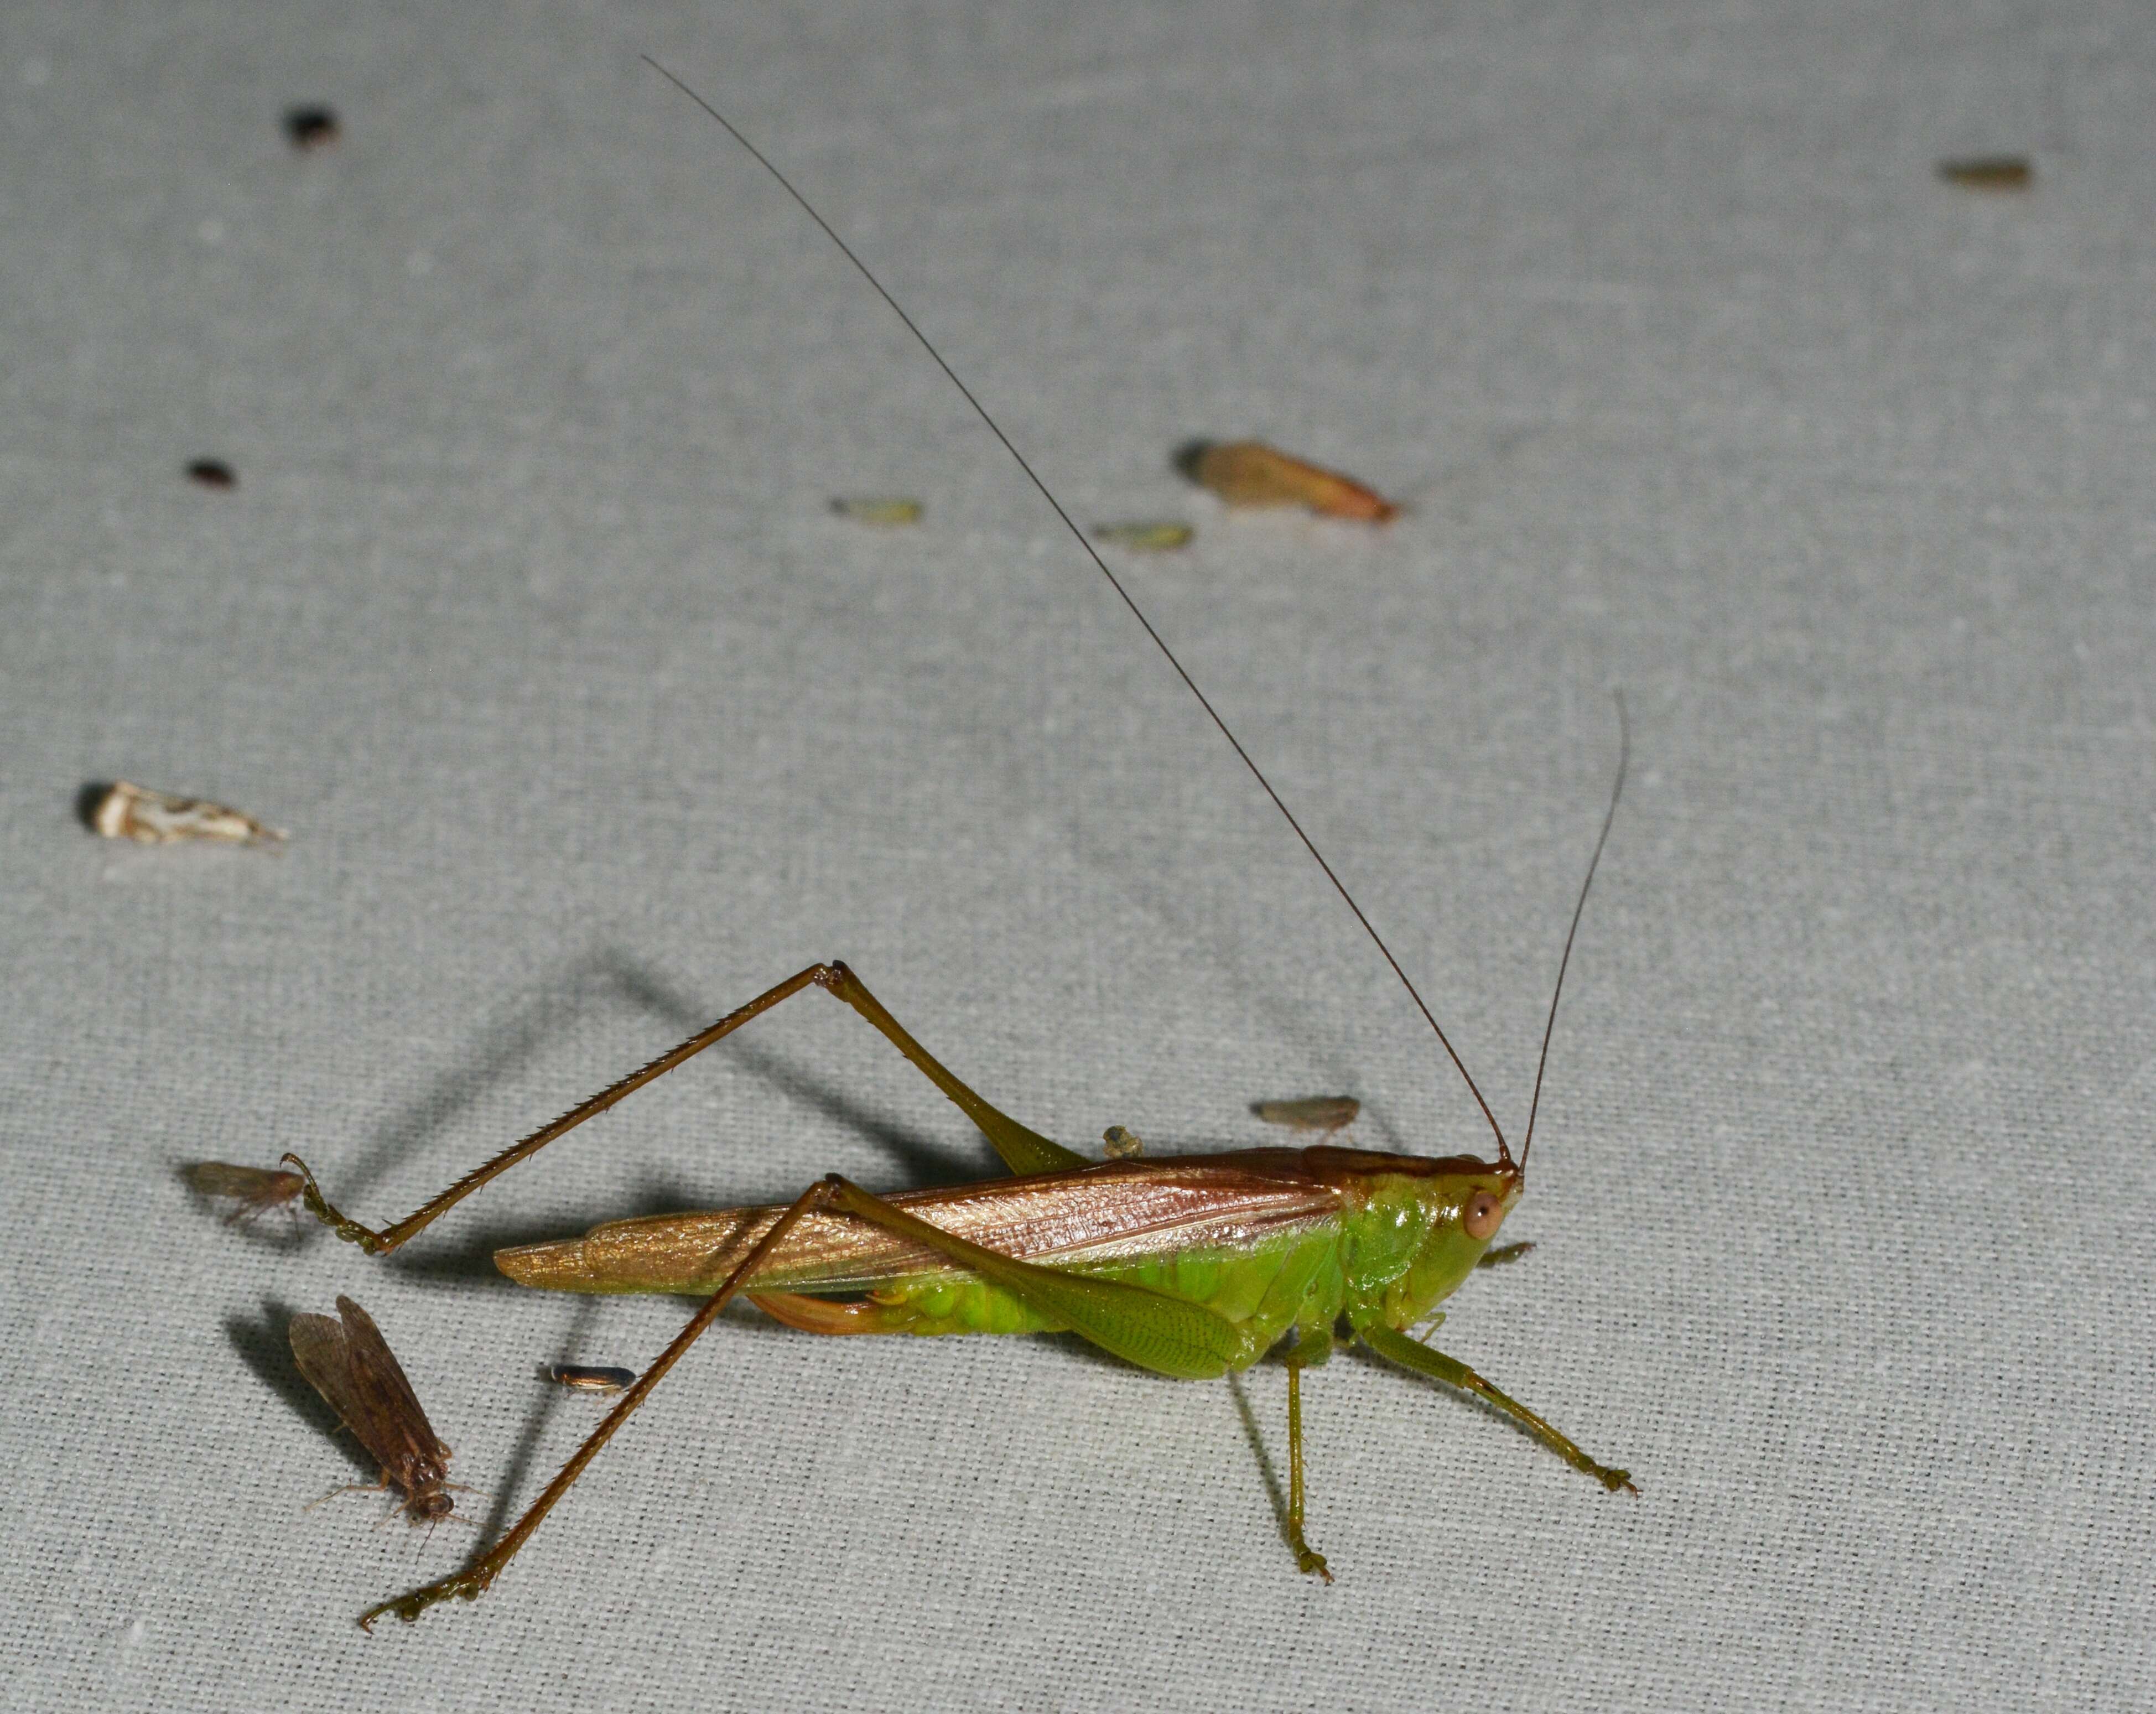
[643,58,1508,1157]
[1518,693,1627,1174]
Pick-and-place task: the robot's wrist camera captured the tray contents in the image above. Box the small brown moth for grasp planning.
[288,1297,459,1533]
[546,1363,637,1395]
[181,1161,305,1229]
[1251,1097,1361,1134]
[1175,440,1399,522]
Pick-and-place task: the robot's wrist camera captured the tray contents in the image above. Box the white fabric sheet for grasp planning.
[3,2,2150,1708]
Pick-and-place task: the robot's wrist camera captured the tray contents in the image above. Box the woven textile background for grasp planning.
[4,3,2150,1709]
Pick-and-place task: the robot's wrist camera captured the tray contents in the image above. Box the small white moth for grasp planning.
[90,781,286,848]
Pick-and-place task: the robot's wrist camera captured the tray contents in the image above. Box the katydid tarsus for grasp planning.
[273,60,1637,1628]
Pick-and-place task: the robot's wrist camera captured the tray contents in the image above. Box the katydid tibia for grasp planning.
[271,63,1637,1628]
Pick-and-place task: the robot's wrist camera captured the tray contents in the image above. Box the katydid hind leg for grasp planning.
[810,1183,1361,1577]
[1359,1322,1634,1493]
[815,1177,1251,1379]
[359,1173,1246,1624]
[286,962,1083,1258]
[358,1177,841,1627]
[815,963,1085,1176]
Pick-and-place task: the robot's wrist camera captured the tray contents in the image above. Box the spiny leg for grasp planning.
[365,1172,1251,1624]
[1359,1322,1634,1493]
[360,1176,839,1627]
[287,960,1084,1255]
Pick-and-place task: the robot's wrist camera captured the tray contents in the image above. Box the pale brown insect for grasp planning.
[1175,440,1399,522]
[89,781,285,848]
[1251,1096,1361,1134]
[547,1362,637,1395]
[288,1296,458,1529]
[181,1161,304,1229]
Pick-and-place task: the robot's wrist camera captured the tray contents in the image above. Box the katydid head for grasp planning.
[1413,1161,1524,1316]
[1336,1153,1527,1332]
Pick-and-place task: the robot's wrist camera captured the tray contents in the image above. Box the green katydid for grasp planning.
[276,62,1636,1629]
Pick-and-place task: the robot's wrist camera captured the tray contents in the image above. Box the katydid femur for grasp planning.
[277,63,1635,1628]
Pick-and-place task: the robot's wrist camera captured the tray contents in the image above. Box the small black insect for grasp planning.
[282,105,341,150]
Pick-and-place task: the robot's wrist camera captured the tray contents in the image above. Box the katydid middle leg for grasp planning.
[766,1182,1343,1578]
[285,961,1085,1255]
[1282,1358,1332,1582]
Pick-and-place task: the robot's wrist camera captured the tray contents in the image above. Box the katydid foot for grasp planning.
[280,1154,392,1254]
[359,1566,495,1630]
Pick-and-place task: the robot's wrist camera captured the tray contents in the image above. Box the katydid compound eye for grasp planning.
[1462,1188,1504,1241]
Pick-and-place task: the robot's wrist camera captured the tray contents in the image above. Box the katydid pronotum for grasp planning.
[272,61,1637,1628]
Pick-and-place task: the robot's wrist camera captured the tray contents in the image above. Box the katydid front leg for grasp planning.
[1358,1322,1635,1493]
[284,962,1084,1256]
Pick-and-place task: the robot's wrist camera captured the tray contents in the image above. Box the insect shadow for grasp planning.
[720,1035,985,1189]
[329,948,689,1211]
[937,732,1388,1140]
[226,1299,372,1478]
[1225,1370,1295,1560]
